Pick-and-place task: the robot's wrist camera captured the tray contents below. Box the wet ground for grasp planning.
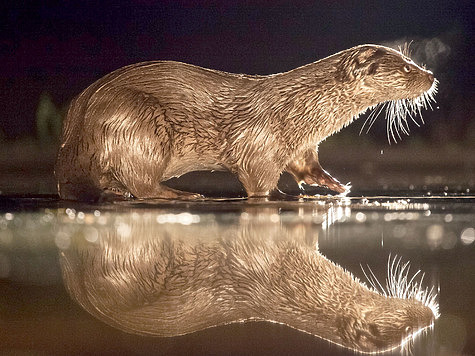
[0,141,474,355]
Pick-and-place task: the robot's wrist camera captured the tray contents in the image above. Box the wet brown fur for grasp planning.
[55,44,435,201]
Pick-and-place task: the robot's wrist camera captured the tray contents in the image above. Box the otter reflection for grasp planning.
[59,208,436,353]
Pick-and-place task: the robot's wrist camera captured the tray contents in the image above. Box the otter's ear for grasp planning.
[337,47,382,81]
[355,47,378,65]
[354,48,383,76]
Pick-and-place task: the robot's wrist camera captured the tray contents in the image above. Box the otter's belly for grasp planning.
[162,154,227,180]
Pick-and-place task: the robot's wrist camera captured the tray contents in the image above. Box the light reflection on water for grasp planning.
[0,196,474,355]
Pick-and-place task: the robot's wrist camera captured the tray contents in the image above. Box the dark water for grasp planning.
[0,194,474,356]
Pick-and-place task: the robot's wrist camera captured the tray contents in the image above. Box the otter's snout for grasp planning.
[427,72,434,83]
[426,72,435,87]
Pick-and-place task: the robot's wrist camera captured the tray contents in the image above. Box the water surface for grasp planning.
[0,194,474,355]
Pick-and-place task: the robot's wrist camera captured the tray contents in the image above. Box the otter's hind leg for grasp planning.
[119,177,203,200]
[109,148,203,200]
[55,146,104,202]
[91,89,202,200]
[57,180,104,202]
[286,149,349,194]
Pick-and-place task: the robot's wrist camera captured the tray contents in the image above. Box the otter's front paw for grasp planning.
[301,169,350,194]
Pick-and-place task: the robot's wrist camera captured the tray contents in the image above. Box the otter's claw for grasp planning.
[303,169,351,194]
[286,149,351,195]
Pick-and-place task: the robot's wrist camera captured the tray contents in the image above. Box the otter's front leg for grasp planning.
[238,162,282,198]
[286,149,349,194]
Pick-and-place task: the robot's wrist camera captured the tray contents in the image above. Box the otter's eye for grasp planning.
[403,64,411,73]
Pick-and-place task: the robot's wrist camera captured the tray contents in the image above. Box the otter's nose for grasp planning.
[427,73,434,84]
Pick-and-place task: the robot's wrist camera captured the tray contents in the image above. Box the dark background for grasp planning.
[0,0,473,143]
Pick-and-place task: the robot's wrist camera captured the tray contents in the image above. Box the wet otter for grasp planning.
[55,44,437,201]
[59,209,438,353]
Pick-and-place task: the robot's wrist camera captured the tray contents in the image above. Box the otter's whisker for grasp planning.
[421,94,429,111]
[392,260,409,298]
[362,255,440,326]
[394,101,407,140]
[386,103,397,144]
[360,103,379,135]
[425,91,435,110]
[375,71,438,144]
[365,102,386,134]
[383,255,441,318]
[361,263,387,295]
[361,264,377,290]
[407,100,422,127]
[401,334,416,356]
[359,105,374,135]
[415,99,424,122]
[401,99,418,129]
[388,101,398,138]
[406,270,423,298]
[388,255,404,297]
[397,100,411,136]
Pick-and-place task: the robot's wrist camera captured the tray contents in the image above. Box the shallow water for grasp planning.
[0,194,474,355]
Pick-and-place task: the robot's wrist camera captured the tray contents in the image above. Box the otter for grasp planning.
[59,208,438,353]
[55,44,437,201]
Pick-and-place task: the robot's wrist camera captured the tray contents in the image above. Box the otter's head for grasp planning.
[339,44,438,142]
[340,256,440,353]
[350,297,436,352]
[341,44,435,101]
